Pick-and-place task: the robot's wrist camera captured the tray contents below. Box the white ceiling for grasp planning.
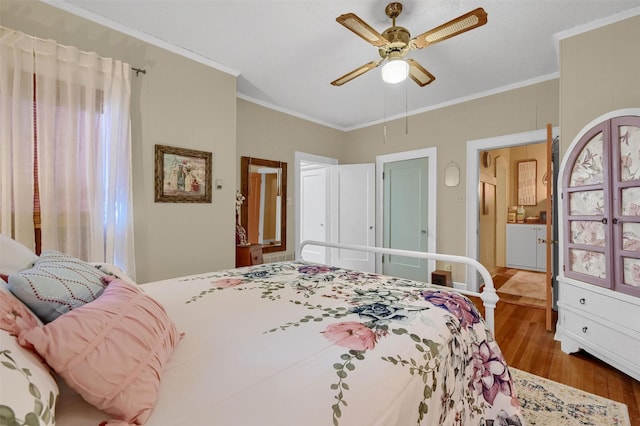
[50,0,640,131]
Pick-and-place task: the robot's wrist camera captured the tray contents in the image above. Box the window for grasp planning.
[0,27,136,277]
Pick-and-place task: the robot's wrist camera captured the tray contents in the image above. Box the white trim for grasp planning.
[552,7,640,71]
[466,128,559,292]
[554,6,640,43]
[238,94,344,131]
[294,152,338,260]
[41,0,240,77]
[375,147,437,274]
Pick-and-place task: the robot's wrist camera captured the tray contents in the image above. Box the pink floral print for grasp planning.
[213,278,243,288]
[570,138,604,186]
[471,340,514,405]
[423,291,480,328]
[0,291,39,335]
[571,221,605,247]
[631,264,640,284]
[323,321,377,351]
[619,125,640,181]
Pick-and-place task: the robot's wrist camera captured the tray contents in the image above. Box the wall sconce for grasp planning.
[444,162,460,187]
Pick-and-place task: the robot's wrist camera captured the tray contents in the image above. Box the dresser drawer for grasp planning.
[560,282,640,334]
[236,244,263,267]
[250,246,263,265]
[562,309,640,368]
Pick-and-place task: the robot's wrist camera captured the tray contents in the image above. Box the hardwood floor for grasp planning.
[470,282,640,426]
[491,267,546,308]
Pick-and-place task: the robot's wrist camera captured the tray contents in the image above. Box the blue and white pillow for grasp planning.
[8,250,106,323]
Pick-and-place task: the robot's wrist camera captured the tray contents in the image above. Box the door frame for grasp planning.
[294,151,337,259]
[375,147,437,273]
[466,127,559,292]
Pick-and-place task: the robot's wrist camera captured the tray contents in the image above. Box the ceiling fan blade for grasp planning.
[411,8,488,49]
[331,60,382,86]
[406,59,435,87]
[336,13,389,48]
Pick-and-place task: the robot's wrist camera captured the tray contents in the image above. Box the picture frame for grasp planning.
[154,144,212,203]
[517,160,537,206]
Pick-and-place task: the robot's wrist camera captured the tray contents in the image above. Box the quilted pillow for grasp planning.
[8,250,106,323]
[18,277,180,426]
[0,234,38,275]
[0,283,58,425]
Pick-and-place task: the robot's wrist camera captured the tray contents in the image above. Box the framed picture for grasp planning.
[517,160,537,206]
[154,144,212,203]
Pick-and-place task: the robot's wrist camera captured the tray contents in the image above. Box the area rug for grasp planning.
[511,368,631,426]
[498,270,546,300]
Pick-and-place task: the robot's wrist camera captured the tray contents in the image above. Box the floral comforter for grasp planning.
[56,261,523,426]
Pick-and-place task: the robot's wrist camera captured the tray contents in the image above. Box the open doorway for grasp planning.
[466,127,559,298]
[294,152,376,272]
[294,152,336,263]
[295,148,437,281]
[482,144,548,308]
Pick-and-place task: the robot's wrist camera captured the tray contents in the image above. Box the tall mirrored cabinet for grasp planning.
[236,156,287,267]
[556,113,640,382]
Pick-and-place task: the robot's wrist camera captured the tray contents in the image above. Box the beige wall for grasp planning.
[1,1,238,283]
[560,15,640,156]
[5,2,638,284]
[343,80,559,279]
[236,100,346,261]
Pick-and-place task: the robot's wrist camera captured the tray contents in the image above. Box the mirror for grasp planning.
[240,156,287,253]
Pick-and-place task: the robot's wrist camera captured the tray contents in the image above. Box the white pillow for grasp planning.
[0,282,58,425]
[0,234,38,275]
[0,330,59,425]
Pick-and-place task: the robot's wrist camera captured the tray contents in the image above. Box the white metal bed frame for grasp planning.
[299,240,499,334]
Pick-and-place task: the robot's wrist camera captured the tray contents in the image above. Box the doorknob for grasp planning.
[421,230,427,234]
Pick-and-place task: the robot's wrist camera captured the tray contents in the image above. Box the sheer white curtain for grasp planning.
[0,27,136,278]
[0,29,36,249]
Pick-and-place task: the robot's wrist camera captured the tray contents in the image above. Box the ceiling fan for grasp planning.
[331,2,487,87]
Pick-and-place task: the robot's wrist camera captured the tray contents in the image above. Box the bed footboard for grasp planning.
[298,240,498,334]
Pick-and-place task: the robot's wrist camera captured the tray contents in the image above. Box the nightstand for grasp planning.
[236,244,263,267]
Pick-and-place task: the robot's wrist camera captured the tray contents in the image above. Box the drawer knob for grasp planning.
[579,298,586,305]
[582,326,588,334]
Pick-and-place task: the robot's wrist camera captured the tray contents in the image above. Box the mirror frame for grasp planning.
[240,156,287,253]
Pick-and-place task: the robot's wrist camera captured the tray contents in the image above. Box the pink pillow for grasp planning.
[0,283,40,335]
[19,277,179,425]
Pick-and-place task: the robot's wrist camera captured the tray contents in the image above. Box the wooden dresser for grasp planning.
[235,244,263,267]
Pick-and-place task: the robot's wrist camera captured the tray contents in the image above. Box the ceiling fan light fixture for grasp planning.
[381,59,409,84]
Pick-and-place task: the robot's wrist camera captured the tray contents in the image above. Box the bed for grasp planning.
[0,236,523,426]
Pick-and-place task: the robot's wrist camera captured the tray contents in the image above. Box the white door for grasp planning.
[383,157,430,281]
[300,165,329,263]
[331,164,375,272]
